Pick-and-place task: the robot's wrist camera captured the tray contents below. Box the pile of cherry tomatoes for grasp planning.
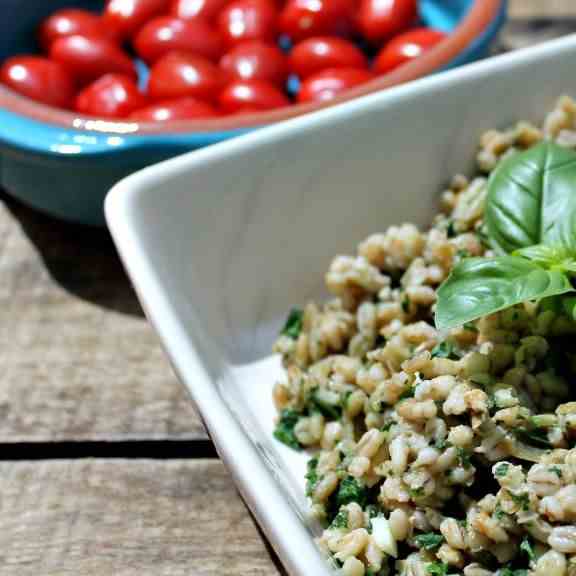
[0,0,446,121]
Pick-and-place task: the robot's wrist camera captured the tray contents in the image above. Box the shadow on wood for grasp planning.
[1,190,144,318]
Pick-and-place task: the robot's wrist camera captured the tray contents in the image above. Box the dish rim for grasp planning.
[104,34,576,576]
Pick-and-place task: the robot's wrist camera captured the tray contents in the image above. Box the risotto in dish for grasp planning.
[271,96,576,576]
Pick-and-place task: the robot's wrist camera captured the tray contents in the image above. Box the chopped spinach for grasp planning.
[427,562,449,576]
[520,536,535,562]
[549,465,563,479]
[515,427,552,449]
[336,476,369,508]
[456,447,472,469]
[305,457,319,498]
[330,509,348,529]
[273,409,302,450]
[281,308,303,339]
[494,463,509,477]
[414,532,444,551]
[431,340,460,360]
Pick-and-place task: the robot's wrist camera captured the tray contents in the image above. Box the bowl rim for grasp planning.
[0,0,503,135]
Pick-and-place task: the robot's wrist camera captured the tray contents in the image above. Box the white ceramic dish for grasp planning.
[106,34,576,576]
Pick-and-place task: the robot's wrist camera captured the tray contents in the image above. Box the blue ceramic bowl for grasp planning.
[0,0,506,225]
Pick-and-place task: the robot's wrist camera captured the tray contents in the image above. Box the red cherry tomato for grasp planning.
[76,73,147,118]
[134,16,222,62]
[218,0,277,47]
[279,0,354,43]
[148,51,224,101]
[0,56,75,108]
[129,97,219,119]
[219,79,288,112]
[171,0,229,22]
[50,35,136,85]
[220,41,287,86]
[289,36,367,78]
[103,0,170,40]
[358,0,417,43]
[373,27,447,74]
[298,67,373,103]
[39,9,117,51]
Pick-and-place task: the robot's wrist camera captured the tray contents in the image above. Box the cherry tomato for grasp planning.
[279,0,354,43]
[134,16,222,62]
[50,34,136,85]
[218,0,277,47]
[76,73,147,118]
[358,0,417,44]
[39,9,117,51]
[373,28,447,74]
[103,0,170,40]
[220,41,287,86]
[219,79,288,112]
[289,37,367,78]
[148,51,224,101]
[0,56,75,108]
[297,67,373,103]
[171,0,229,22]
[129,97,219,119]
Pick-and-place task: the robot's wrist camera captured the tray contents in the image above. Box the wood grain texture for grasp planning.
[0,459,283,576]
[503,0,576,52]
[0,194,205,442]
[509,0,576,18]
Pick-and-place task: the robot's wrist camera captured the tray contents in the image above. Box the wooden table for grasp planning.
[1,2,575,573]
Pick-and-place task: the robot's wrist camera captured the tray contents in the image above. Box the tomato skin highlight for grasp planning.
[171,0,229,23]
[279,0,355,43]
[220,41,287,86]
[297,67,373,103]
[129,97,219,119]
[373,27,447,74]
[0,56,76,108]
[39,9,118,50]
[289,36,367,78]
[103,0,171,40]
[75,73,147,118]
[218,0,278,47]
[357,0,417,44]
[219,79,289,112]
[134,16,223,63]
[148,51,225,102]
[50,34,136,85]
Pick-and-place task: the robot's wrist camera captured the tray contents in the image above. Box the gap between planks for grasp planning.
[0,439,218,461]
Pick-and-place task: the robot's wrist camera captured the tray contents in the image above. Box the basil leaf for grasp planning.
[435,256,574,330]
[485,142,576,254]
[563,295,576,320]
[515,244,576,273]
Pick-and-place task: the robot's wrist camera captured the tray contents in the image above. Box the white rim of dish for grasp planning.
[105,33,576,576]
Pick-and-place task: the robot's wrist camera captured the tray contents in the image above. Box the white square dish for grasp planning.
[106,35,576,576]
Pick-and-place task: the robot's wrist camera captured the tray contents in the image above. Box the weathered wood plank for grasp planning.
[0,459,283,576]
[509,0,576,19]
[502,1,576,52]
[0,195,206,442]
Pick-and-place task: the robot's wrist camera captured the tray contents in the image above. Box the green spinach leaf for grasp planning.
[485,142,576,254]
[281,308,303,339]
[435,256,574,330]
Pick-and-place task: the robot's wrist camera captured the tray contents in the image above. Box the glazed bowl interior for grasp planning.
[0,0,505,135]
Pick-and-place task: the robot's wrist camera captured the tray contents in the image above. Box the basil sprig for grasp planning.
[436,142,576,331]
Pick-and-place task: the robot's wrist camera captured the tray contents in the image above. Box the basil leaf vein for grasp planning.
[485,141,576,254]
